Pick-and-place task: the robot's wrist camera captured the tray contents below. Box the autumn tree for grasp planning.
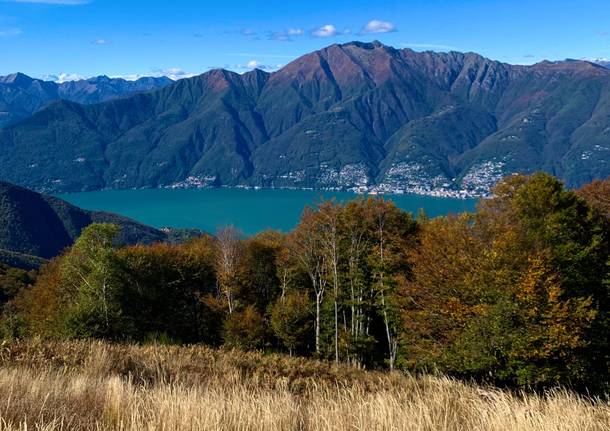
[223,305,266,350]
[506,254,597,385]
[238,231,283,313]
[13,258,64,337]
[0,264,36,338]
[270,291,312,355]
[398,213,485,372]
[576,176,610,220]
[215,226,244,314]
[402,173,609,390]
[116,236,217,343]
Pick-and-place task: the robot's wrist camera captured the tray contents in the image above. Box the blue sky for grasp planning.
[0,0,609,80]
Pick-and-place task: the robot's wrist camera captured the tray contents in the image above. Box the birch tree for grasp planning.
[317,201,342,364]
[215,226,243,314]
[288,207,327,355]
[341,200,373,364]
[60,223,121,338]
[368,199,416,370]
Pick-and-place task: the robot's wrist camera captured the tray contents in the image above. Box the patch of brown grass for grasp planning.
[0,340,608,430]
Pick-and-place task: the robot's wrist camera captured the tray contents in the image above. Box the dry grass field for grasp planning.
[0,340,608,431]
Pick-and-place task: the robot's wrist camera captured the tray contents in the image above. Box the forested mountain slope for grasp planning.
[1,41,609,195]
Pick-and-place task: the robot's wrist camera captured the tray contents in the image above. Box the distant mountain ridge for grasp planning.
[593,60,610,69]
[1,41,609,196]
[0,73,172,127]
[0,181,167,268]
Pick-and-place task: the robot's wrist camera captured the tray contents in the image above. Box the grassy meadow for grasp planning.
[0,340,608,431]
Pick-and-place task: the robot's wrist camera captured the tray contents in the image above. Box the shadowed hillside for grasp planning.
[0,181,166,267]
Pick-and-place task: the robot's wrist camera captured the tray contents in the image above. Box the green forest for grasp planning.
[1,173,608,393]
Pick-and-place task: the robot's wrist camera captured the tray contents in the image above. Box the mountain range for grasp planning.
[0,41,609,196]
[0,181,167,269]
[0,73,172,128]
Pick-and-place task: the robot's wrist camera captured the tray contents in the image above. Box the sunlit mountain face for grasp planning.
[1,41,609,197]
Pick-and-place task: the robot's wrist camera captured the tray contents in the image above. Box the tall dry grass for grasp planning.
[0,340,608,430]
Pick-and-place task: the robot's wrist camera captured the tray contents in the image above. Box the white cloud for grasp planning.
[41,67,198,83]
[7,0,90,4]
[287,28,303,36]
[151,67,197,80]
[92,38,110,45]
[311,24,337,38]
[362,20,396,34]
[42,72,85,83]
[235,60,281,72]
[109,74,142,81]
[113,73,181,81]
[247,60,262,69]
[110,68,197,81]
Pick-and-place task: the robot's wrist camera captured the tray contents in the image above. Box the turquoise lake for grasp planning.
[58,188,478,235]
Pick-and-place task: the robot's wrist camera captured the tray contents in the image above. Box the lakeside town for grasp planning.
[168,159,508,199]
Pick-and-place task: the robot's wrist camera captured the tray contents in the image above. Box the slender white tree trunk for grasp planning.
[315,290,322,354]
